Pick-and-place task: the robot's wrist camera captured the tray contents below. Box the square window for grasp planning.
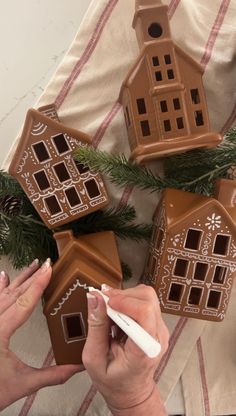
[65,187,81,207]
[62,313,86,342]
[150,257,157,277]
[167,69,174,79]
[173,98,181,110]
[191,89,200,104]
[213,235,230,255]
[52,134,70,154]
[74,160,90,175]
[34,170,50,191]
[185,229,202,250]
[160,100,168,112]
[44,195,62,215]
[194,110,204,126]
[163,119,171,132]
[164,54,171,64]
[174,258,188,277]
[152,56,159,66]
[136,98,147,114]
[213,266,227,284]
[53,163,70,182]
[33,142,50,163]
[188,287,202,305]
[168,283,184,302]
[155,71,162,81]
[207,290,221,309]
[193,262,208,281]
[140,120,151,136]
[85,179,101,199]
[176,117,184,129]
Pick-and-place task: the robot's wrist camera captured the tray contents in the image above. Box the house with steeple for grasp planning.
[119,0,221,163]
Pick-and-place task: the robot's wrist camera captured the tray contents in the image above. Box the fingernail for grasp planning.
[29,258,39,267]
[111,325,118,339]
[86,293,98,310]
[0,271,6,281]
[101,283,112,292]
[41,258,51,272]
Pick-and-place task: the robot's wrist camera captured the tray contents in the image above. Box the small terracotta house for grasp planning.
[43,230,123,365]
[143,179,236,321]
[8,108,109,228]
[119,0,221,163]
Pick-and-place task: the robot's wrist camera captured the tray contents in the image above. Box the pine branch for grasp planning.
[0,170,25,198]
[75,128,236,196]
[65,205,152,241]
[164,128,236,173]
[74,147,177,192]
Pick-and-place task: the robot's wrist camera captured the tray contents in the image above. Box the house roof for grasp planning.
[8,108,91,176]
[162,186,236,234]
[43,231,122,315]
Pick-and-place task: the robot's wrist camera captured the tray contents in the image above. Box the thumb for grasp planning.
[82,292,110,373]
[30,364,82,390]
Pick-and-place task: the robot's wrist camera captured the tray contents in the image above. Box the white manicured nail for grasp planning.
[0,271,6,281]
[41,258,51,271]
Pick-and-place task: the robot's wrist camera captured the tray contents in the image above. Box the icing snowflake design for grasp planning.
[205,213,221,230]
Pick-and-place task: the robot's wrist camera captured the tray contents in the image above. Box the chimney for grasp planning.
[214,178,236,208]
[53,230,73,257]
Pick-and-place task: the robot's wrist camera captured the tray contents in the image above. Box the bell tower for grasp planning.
[132,0,171,48]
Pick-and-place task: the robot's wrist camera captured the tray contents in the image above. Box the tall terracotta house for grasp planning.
[119,0,221,163]
[143,179,236,321]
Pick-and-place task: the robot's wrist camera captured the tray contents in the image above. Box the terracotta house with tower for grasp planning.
[143,179,236,322]
[9,107,109,228]
[43,230,123,365]
[119,0,221,163]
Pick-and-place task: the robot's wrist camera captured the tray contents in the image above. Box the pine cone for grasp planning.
[0,195,23,216]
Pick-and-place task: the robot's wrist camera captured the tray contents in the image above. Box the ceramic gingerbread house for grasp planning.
[119,0,222,163]
[8,107,109,228]
[143,179,236,321]
[43,230,123,365]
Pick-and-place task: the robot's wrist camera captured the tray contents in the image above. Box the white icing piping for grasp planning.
[50,279,89,316]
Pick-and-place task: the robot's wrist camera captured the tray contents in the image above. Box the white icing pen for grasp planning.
[88,286,161,358]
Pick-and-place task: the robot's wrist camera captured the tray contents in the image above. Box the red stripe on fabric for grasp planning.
[18,348,54,416]
[92,102,122,148]
[154,317,188,383]
[168,0,181,19]
[55,0,119,109]
[220,102,236,134]
[200,0,231,70]
[117,185,134,209]
[197,338,210,416]
[77,385,97,416]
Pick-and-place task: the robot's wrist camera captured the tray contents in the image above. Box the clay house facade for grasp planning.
[119,0,221,163]
[9,108,109,228]
[43,230,123,365]
[143,179,236,322]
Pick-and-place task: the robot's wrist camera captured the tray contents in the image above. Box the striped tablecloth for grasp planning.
[2,1,236,415]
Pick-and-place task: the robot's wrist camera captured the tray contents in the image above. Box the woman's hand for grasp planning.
[0,259,82,411]
[82,284,169,415]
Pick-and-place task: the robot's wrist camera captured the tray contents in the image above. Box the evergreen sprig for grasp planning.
[74,127,236,196]
[0,176,151,271]
[74,147,178,192]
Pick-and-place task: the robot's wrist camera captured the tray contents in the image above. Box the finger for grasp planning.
[9,259,40,289]
[0,259,52,340]
[0,261,48,316]
[103,284,159,306]
[82,292,110,374]
[0,271,9,294]
[108,294,160,333]
[27,364,82,392]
